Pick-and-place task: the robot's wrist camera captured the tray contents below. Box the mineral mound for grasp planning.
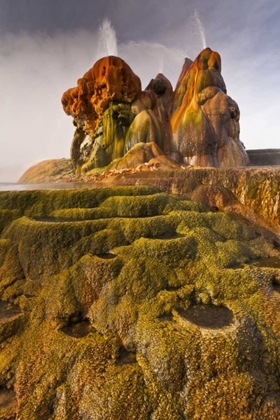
[0,187,280,419]
[170,48,249,167]
[61,49,249,174]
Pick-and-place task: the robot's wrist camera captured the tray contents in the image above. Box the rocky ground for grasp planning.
[18,158,280,234]
[0,186,280,419]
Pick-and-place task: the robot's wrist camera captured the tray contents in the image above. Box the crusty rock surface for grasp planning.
[118,166,280,233]
[17,159,74,184]
[62,56,168,173]
[61,56,142,138]
[61,49,248,174]
[0,187,280,419]
[170,48,249,167]
[18,161,280,233]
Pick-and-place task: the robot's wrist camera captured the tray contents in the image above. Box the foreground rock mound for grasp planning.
[61,49,248,174]
[0,187,280,419]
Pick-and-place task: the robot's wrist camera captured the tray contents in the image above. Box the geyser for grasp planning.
[98,18,118,56]
[193,9,207,50]
[61,47,249,173]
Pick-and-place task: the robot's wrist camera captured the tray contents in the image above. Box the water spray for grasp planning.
[98,18,118,56]
[193,9,207,50]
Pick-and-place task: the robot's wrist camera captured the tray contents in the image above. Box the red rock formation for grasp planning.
[62,56,170,173]
[61,56,142,138]
[61,49,248,173]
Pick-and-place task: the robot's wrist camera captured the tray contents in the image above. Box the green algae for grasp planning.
[0,240,10,267]
[0,186,160,217]
[0,210,21,235]
[0,187,280,419]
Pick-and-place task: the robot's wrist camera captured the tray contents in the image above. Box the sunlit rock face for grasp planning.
[170,48,249,167]
[17,159,74,183]
[61,56,142,136]
[145,73,174,153]
[62,49,249,174]
[62,56,167,173]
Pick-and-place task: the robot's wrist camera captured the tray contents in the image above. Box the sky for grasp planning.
[0,0,279,181]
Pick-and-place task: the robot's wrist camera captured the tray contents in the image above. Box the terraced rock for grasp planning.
[0,186,280,419]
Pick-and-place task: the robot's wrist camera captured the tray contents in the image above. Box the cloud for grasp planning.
[0,29,101,181]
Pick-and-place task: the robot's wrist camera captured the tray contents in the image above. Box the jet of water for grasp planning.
[193,9,206,50]
[98,18,118,56]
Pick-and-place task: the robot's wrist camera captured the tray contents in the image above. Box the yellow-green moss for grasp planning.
[0,210,21,234]
[0,187,280,419]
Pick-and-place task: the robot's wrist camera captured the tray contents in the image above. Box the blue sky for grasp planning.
[0,0,279,181]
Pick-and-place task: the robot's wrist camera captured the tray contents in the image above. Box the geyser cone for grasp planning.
[170,47,249,168]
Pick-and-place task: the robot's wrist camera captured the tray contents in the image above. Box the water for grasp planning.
[0,181,148,191]
[177,304,233,329]
[193,9,207,50]
[98,18,118,56]
[119,10,207,85]
[96,15,206,87]
[0,182,113,191]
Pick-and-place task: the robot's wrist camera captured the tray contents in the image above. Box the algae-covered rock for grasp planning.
[0,186,280,419]
[170,48,249,167]
[18,164,280,235]
[60,50,249,174]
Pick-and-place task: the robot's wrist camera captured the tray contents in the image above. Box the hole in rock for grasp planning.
[273,283,280,294]
[96,253,117,259]
[151,233,184,241]
[116,347,137,365]
[0,389,17,417]
[250,257,280,269]
[61,319,92,338]
[158,313,173,322]
[33,217,82,223]
[166,285,181,291]
[177,304,233,329]
[225,262,244,269]
[0,301,21,322]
